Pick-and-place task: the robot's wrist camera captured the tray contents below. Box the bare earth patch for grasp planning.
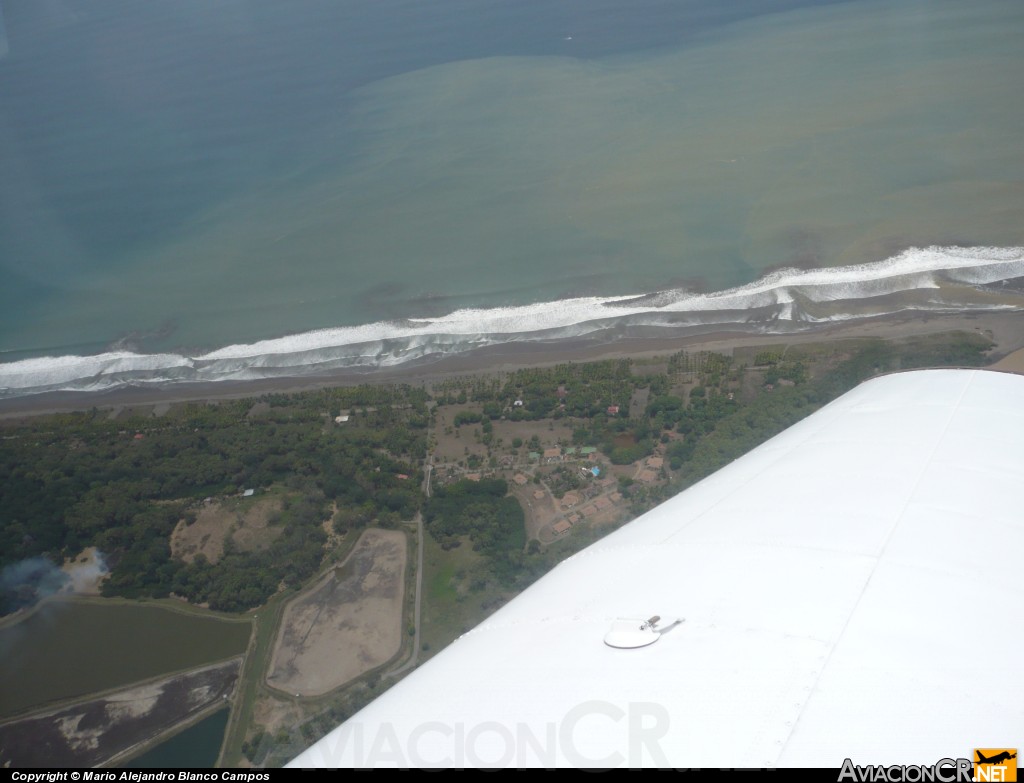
[0,659,240,768]
[992,346,1024,374]
[266,529,407,697]
[431,404,576,466]
[171,497,283,565]
[488,419,575,450]
[512,485,558,542]
[60,547,106,595]
[251,692,305,742]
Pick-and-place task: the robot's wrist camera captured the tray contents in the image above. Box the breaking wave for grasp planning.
[2,245,1022,398]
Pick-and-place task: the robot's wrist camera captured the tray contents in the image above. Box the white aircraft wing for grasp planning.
[288,368,1023,768]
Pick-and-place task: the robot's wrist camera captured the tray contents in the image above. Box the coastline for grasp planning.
[2,244,1022,405]
[2,309,1022,420]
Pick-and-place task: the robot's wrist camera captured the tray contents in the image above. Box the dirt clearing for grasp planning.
[267,529,407,697]
[0,659,240,768]
[171,496,283,565]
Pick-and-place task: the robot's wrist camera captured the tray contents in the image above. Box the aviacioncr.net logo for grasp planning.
[838,758,974,782]
[973,749,1017,782]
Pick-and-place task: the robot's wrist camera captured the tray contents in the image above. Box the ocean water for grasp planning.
[1,0,1023,396]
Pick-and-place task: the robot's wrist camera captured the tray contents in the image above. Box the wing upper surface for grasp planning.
[288,369,1024,768]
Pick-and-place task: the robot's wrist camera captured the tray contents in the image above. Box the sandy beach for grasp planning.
[2,310,1022,420]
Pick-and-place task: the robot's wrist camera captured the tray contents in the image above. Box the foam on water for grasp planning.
[2,246,1022,398]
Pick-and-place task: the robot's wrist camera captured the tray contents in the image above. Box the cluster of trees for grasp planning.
[432,376,503,405]
[1,332,992,616]
[434,360,644,422]
[436,354,750,467]
[667,350,734,378]
[277,383,431,415]
[423,479,526,585]
[634,333,994,513]
[646,389,737,441]
[571,415,654,465]
[523,354,742,466]
[543,464,586,498]
[751,349,810,386]
[763,360,807,386]
[503,361,638,421]
[101,486,330,612]
[0,385,429,614]
[453,411,484,426]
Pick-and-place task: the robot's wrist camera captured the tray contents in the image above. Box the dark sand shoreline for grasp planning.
[2,310,1022,420]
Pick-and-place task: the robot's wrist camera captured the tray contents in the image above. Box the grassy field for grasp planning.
[419,533,509,660]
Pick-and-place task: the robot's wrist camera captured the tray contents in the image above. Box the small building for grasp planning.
[335,415,350,423]
[647,457,664,469]
[543,447,562,461]
[528,452,541,462]
[580,446,598,456]
[466,473,482,482]
[606,405,620,416]
[513,399,524,407]
[533,490,545,500]
[396,474,410,481]
[242,489,255,497]
[552,520,571,536]
[513,473,529,485]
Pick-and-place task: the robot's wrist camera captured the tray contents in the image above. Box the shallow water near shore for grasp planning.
[2,0,1023,396]
[1,245,1022,398]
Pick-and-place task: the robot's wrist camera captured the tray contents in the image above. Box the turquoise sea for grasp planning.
[1,0,1022,396]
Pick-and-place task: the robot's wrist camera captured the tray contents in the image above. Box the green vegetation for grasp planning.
[0,386,428,614]
[637,332,995,512]
[423,478,526,587]
[436,359,640,420]
[166,490,328,612]
[419,532,495,656]
[0,329,996,767]
[1,331,992,617]
[543,464,586,498]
